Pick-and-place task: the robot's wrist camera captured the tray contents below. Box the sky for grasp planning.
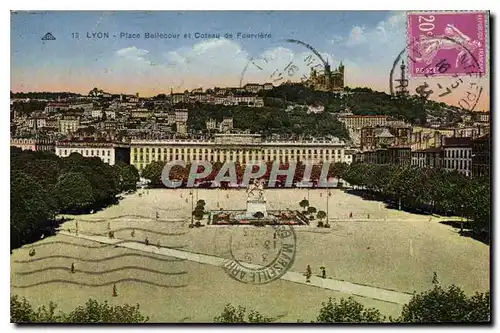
[11,11,489,110]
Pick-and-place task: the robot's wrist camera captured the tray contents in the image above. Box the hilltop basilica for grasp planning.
[304,61,345,92]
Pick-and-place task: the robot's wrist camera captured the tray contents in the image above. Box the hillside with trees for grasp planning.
[259,83,451,124]
[186,103,349,140]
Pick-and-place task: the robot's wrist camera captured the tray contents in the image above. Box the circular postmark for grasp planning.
[221,225,296,284]
[389,37,485,112]
[239,39,338,90]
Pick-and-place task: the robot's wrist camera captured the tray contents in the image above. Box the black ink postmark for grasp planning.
[389,36,485,111]
[221,225,296,284]
[239,39,335,88]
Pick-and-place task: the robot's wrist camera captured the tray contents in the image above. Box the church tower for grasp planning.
[324,60,331,89]
[338,61,345,73]
[310,67,317,79]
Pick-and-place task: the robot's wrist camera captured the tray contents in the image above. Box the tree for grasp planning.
[54,172,95,213]
[10,296,149,323]
[155,93,167,100]
[115,162,140,192]
[307,206,317,215]
[314,297,384,323]
[88,87,104,97]
[11,170,55,249]
[10,149,127,250]
[141,161,165,187]
[397,284,490,323]
[213,304,272,323]
[299,199,309,212]
[192,202,205,221]
[317,210,327,221]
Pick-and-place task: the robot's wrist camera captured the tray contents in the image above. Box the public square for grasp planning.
[10,188,490,322]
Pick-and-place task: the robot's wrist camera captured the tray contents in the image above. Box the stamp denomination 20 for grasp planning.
[407,11,487,77]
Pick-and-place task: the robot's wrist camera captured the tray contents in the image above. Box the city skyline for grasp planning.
[11,11,489,110]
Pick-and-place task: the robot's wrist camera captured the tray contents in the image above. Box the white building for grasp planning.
[176,122,187,135]
[443,137,473,176]
[27,117,47,129]
[44,103,69,113]
[105,110,116,119]
[55,140,129,165]
[206,118,217,131]
[175,110,189,122]
[243,83,263,93]
[219,117,233,133]
[91,109,103,118]
[131,108,152,119]
[476,112,490,123]
[338,115,389,130]
[263,83,274,90]
[58,117,80,134]
[307,105,325,114]
[69,103,94,112]
[11,138,55,152]
[167,112,176,125]
[171,93,187,104]
[129,134,347,172]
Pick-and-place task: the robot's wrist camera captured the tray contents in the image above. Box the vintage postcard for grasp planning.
[10,10,491,324]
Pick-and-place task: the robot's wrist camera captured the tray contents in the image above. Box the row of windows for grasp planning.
[446,159,470,170]
[134,155,339,170]
[132,147,342,155]
[412,160,440,167]
[445,149,471,159]
[133,154,342,163]
[60,149,111,157]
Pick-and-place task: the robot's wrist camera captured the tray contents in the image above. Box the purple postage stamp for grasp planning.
[407,11,487,77]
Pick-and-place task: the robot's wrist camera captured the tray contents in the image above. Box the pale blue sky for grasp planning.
[10,10,489,110]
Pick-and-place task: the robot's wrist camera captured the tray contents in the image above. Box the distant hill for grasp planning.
[10,91,83,100]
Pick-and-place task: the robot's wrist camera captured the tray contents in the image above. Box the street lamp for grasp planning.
[326,189,329,225]
[460,203,465,233]
[190,190,194,226]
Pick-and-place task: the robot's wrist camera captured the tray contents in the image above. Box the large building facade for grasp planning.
[360,126,412,151]
[471,133,490,178]
[10,138,55,152]
[130,134,347,172]
[443,137,473,177]
[356,147,411,166]
[55,139,130,165]
[411,147,444,169]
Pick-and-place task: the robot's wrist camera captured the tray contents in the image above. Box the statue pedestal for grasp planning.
[246,199,268,218]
